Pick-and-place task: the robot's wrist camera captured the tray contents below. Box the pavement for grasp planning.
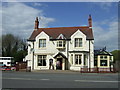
[32,69,81,73]
[19,69,118,74]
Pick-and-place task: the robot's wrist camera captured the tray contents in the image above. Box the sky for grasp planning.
[0,1,118,51]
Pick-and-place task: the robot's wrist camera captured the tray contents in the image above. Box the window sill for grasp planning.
[74,47,83,48]
[37,66,47,67]
[73,65,82,67]
[56,47,65,49]
[38,47,46,50]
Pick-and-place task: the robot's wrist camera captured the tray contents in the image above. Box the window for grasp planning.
[71,54,73,64]
[57,40,65,48]
[94,60,97,66]
[75,55,82,65]
[100,60,107,66]
[84,55,86,65]
[110,56,112,60]
[100,55,107,59]
[39,39,46,48]
[38,55,46,66]
[0,62,3,64]
[75,38,82,47]
[7,62,11,64]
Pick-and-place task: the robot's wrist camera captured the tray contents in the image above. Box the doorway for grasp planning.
[56,58,62,70]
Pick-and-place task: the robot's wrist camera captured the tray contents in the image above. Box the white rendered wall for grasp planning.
[25,30,94,71]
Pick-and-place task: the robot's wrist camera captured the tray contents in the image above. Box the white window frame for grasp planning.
[56,40,65,48]
[38,55,47,66]
[39,39,46,48]
[75,38,82,47]
[75,54,82,65]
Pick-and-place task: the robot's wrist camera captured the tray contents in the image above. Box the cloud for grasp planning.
[91,2,113,12]
[1,2,55,39]
[93,17,118,51]
[33,2,42,7]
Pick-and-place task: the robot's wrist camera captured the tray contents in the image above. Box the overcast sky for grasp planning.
[1,2,118,51]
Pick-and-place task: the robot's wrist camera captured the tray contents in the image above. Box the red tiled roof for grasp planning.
[28,26,94,41]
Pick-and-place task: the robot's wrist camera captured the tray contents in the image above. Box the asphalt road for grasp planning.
[1,71,119,88]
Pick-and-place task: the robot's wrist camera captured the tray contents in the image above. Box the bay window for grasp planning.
[100,60,107,66]
[57,40,65,48]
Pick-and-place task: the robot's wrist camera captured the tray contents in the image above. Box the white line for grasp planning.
[40,79,49,80]
[3,77,50,81]
[74,80,119,83]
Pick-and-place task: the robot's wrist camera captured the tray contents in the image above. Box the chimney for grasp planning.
[34,17,39,30]
[88,14,92,28]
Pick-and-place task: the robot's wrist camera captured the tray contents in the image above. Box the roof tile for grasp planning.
[28,26,94,41]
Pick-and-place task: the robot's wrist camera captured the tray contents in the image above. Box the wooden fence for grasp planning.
[15,62,27,71]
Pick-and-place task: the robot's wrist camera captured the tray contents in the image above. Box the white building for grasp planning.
[25,15,94,71]
[0,57,13,66]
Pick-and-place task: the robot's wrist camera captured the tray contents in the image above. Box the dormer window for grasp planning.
[39,39,46,48]
[75,38,82,47]
[57,40,65,48]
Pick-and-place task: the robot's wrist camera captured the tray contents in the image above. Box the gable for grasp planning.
[71,29,86,39]
[36,31,49,40]
[56,34,66,39]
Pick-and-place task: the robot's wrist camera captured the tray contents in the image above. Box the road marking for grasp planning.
[74,80,119,83]
[40,79,50,80]
[3,77,50,81]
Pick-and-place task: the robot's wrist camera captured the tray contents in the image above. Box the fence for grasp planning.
[80,67,116,73]
[15,62,27,71]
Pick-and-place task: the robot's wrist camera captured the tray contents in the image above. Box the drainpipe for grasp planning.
[67,40,69,58]
[66,40,69,70]
[32,41,34,70]
[89,40,91,71]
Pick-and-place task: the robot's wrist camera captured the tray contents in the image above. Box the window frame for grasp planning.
[39,39,46,48]
[75,54,82,65]
[74,38,83,47]
[37,55,47,66]
[100,60,108,66]
[56,40,66,48]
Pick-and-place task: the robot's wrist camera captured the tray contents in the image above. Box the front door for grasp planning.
[56,58,62,70]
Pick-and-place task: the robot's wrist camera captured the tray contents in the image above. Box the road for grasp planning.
[1,71,119,88]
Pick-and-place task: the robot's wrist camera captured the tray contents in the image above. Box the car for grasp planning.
[5,66,11,71]
[11,67,16,71]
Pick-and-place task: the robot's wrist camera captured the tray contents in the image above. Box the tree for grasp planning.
[111,50,120,63]
[2,34,27,62]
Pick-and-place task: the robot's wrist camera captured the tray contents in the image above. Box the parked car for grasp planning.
[11,67,16,71]
[0,66,5,71]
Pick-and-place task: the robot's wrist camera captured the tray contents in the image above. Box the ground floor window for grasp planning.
[75,54,82,65]
[84,54,87,65]
[94,60,97,66]
[71,54,73,65]
[100,60,107,66]
[38,55,46,66]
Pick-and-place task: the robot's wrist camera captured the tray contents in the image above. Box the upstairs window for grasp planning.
[39,39,46,48]
[75,38,82,47]
[57,40,65,48]
[100,55,107,59]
